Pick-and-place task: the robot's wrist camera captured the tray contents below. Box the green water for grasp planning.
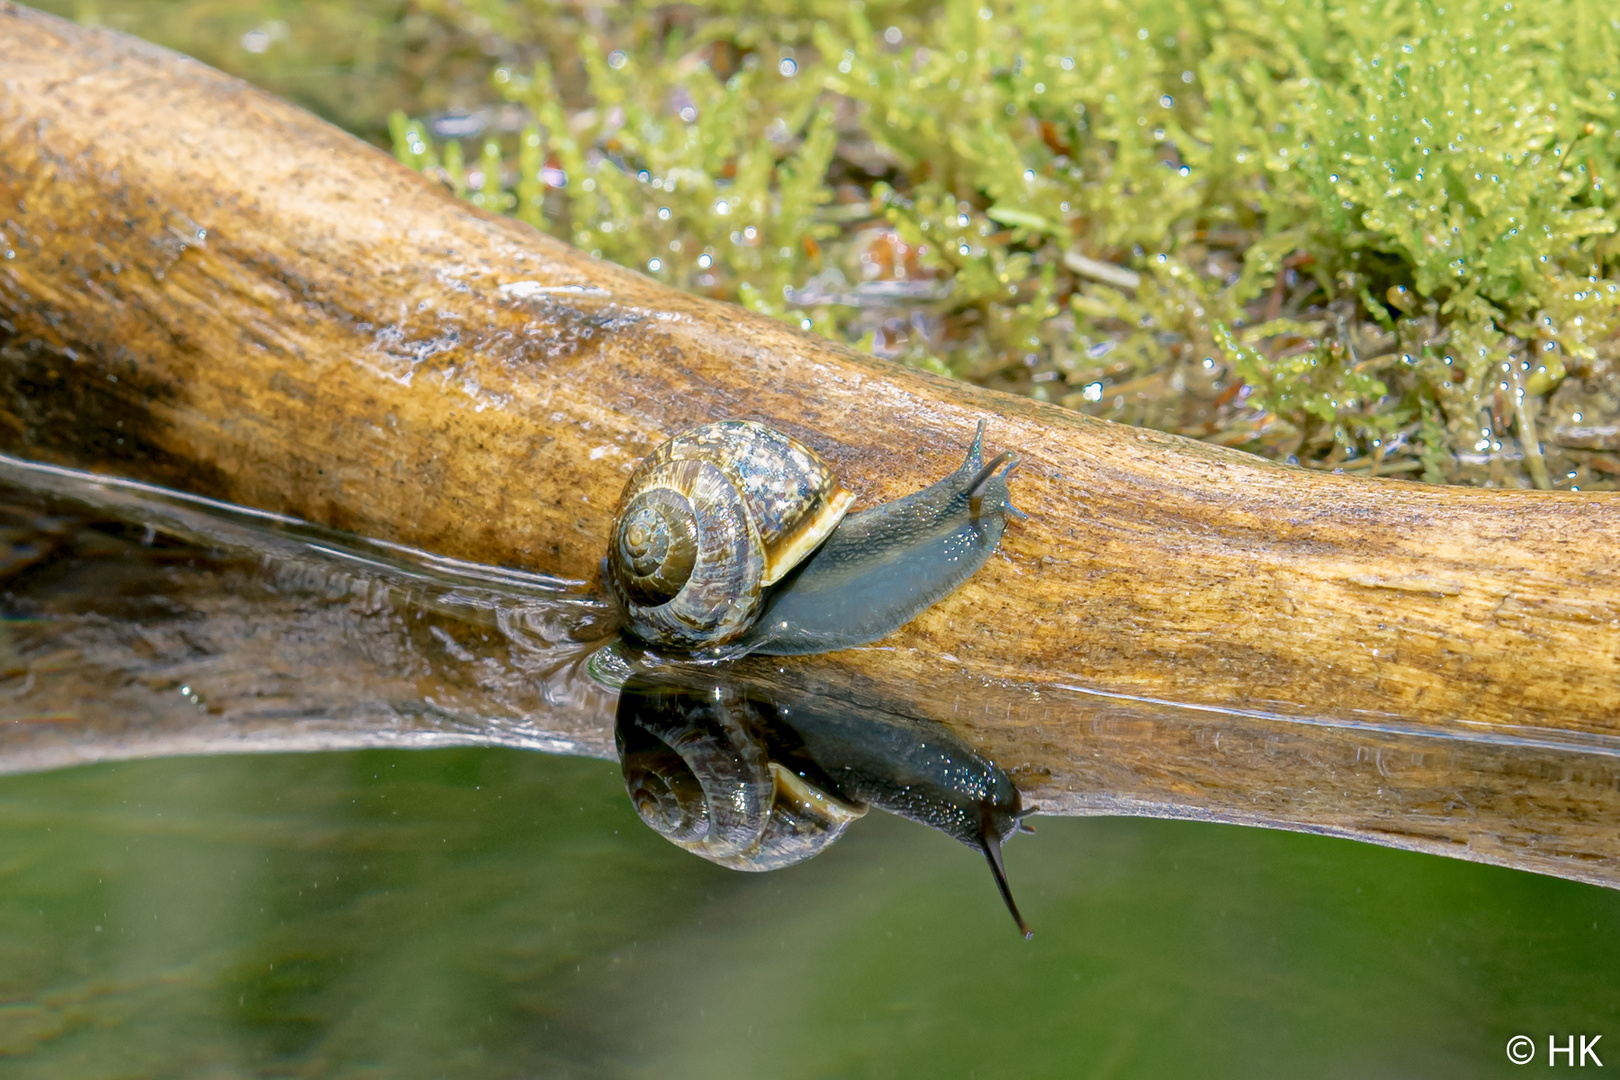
[1,747,1614,1078]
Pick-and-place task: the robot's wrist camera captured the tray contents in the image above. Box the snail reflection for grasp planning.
[605,418,1032,932]
[615,667,1036,937]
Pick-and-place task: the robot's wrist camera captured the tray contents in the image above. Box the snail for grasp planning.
[606,419,1021,657]
[616,673,867,873]
[616,667,1035,936]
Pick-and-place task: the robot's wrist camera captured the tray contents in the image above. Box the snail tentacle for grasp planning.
[980,826,1033,939]
[968,450,1022,521]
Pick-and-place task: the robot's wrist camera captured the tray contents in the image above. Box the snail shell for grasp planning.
[607,422,855,651]
[616,675,866,871]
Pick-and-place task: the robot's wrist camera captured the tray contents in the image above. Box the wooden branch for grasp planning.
[2,4,1618,886]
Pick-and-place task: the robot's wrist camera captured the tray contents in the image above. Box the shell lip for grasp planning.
[759,482,855,586]
[770,762,866,824]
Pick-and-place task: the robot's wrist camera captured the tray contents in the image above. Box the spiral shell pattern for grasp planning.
[617,678,866,871]
[607,421,855,650]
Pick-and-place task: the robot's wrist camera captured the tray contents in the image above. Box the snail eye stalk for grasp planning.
[967,450,1020,521]
[979,823,1032,940]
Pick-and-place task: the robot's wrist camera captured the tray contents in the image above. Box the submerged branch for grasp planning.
[1,4,1618,886]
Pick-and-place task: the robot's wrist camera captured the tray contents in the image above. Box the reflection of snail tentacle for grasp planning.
[615,669,1034,937]
[777,682,1033,937]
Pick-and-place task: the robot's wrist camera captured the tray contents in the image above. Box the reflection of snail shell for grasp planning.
[606,420,1021,656]
[607,422,855,652]
[617,677,865,871]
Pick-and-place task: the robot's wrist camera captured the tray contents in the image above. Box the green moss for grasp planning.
[394,2,1620,486]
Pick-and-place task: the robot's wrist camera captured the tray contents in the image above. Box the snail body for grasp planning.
[607,420,1019,656]
[739,427,1020,656]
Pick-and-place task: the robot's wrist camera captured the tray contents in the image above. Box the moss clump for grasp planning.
[390,0,1620,488]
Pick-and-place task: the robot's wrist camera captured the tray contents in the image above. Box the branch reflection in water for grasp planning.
[613,663,1035,936]
[0,453,626,769]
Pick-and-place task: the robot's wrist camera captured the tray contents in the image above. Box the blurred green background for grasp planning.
[7,1,1620,1075]
[0,748,1616,1077]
